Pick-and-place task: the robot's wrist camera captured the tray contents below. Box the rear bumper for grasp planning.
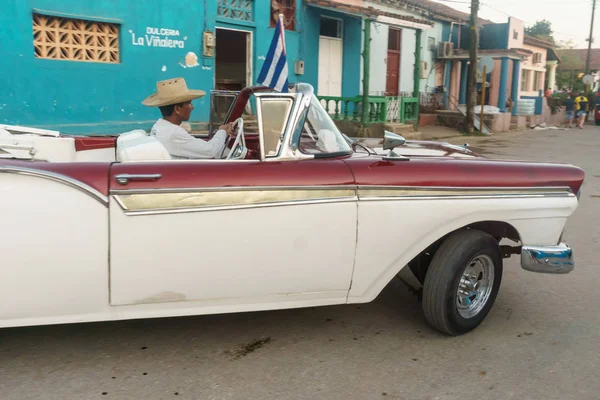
[521,243,574,274]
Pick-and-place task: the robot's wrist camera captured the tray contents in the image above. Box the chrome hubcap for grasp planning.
[456,255,495,319]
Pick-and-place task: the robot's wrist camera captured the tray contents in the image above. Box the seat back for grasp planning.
[117,135,172,162]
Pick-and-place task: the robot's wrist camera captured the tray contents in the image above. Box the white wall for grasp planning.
[507,17,525,50]
[362,2,445,96]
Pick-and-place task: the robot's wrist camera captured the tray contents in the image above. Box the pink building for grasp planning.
[440,17,560,120]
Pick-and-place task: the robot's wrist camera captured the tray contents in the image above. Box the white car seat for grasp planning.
[116,129,148,144]
[117,135,172,162]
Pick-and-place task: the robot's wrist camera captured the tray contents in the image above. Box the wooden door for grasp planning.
[318,37,343,96]
[386,28,402,96]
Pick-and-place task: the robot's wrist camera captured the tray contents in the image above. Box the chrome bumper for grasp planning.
[521,243,574,274]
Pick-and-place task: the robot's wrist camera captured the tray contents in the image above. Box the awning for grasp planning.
[306,0,434,30]
[452,49,531,61]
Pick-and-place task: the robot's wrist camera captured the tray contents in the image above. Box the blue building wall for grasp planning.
[303,6,361,98]
[453,23,509,50]
[0,0,306,134]
[479,23,508,50]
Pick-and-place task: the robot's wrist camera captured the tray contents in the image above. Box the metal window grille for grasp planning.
[217,0,254,21]
[270,0,296,31]
[33,13,119,63]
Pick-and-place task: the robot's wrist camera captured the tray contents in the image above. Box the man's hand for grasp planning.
[219,122,236,137]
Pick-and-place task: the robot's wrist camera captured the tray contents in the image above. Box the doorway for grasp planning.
[318,17,343,97]
[215,28,252,91]
[385,28,402,96]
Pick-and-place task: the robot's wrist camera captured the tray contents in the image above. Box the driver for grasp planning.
[142,77,235,159]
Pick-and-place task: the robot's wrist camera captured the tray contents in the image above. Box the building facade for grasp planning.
[0,0,312,134]
[442,17,560,116]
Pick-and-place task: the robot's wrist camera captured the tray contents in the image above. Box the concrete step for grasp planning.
[383,123,415,136]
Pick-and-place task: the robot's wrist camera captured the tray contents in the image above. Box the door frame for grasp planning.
[215,26,253,89]
[386,27,402,96]
[318,16,344,97]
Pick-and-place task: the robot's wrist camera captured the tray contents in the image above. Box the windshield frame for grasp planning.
[288,85,352,159]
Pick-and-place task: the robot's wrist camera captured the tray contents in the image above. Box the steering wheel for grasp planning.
[222,118,247,160]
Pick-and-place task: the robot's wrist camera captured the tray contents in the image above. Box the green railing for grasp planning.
[401,97,419,123]
[318,95,419,125]
[318,96,387,123]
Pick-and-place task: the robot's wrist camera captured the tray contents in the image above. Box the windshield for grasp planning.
[297,94,352,156]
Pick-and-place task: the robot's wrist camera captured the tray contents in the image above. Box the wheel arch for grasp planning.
[401,220,521,288]
[349,217,525,304]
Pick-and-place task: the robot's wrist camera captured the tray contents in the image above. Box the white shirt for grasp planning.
[150,118,227,159]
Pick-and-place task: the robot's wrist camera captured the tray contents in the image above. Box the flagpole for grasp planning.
[279,13,286,53]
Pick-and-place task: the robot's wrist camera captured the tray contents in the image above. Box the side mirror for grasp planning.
[383,131,406,150]
[382,131,409,161]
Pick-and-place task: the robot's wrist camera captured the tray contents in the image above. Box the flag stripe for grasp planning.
[257,20,282,84]
[271,54,288,91]
[274,64,289,92]
[257,16,289,93]
[262,45,283,87]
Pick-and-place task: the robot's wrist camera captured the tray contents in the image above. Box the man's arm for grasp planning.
[170,127,229,159]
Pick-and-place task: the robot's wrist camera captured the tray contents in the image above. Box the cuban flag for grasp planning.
[257,14,289,93]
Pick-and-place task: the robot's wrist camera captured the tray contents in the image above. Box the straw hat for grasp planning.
[142,77,206,107]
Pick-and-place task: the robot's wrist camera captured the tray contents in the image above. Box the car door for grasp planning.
[108,159,357,307]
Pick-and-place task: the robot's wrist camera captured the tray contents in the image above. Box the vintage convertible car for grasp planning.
[0,83,584,336]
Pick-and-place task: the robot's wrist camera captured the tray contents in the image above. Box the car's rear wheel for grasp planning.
[422,229,503,336]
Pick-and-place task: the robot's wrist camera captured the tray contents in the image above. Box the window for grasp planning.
[534,71,543,90]
[33,13,119,63]
[270,0,296,31]
[388,28,401,51]
[513,30,519,40]
[320,17,342,38]
[521,71,528,90]
[298,95,352,156]
[217,0,254,22]
[428,37,436,52]
[258,98,293,157]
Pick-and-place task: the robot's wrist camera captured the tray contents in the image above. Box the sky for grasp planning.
[431,0,599,48]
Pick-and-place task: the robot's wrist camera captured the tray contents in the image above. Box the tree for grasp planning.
[556,39,576,49]
[525,20,555,43]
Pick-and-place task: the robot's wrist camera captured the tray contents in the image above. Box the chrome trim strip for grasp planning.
[110,184,574,216]
[360,194,574,201]
[111,185,573,196]
[357,185,573,193]
[113,197,358,216]
[0,165,108,206]
[358,186,574,200]
[521,243,574,274]
[114,188,356,212]
[110,185,355,195]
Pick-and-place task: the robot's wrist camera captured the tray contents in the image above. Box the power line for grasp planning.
[481,2,581,38]
[433,0,588,39]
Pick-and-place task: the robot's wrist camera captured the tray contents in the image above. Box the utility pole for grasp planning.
[586,0,597,77]
[466,0,480,134]
[361,18,372,129]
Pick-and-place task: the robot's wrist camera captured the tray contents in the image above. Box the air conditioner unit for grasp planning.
[437,41,454,59]
[420,61,429,79]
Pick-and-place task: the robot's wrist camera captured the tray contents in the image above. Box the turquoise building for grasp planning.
[0,0,364,134]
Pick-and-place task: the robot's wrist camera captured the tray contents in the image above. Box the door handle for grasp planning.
[115,173,162,185]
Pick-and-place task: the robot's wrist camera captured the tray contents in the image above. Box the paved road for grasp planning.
[2,126,599,400]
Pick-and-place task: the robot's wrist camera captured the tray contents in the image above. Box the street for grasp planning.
[1,126,599,400]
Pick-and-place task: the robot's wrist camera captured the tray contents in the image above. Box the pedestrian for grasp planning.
[564,93,575,128]
[545,87,553,98]
[574,92,589,129]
